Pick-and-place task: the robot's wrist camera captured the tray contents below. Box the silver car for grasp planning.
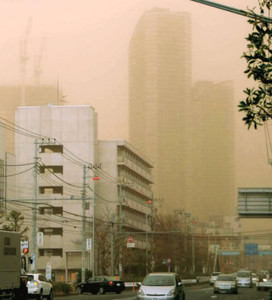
[236,270,253,288]
[214,274,238,294]
[137,272,185,300]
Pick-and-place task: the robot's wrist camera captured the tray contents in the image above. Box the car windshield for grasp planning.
[142,275,175,286]
[237,272,250,278]
[217,275,234,281]
[27,275,34,281]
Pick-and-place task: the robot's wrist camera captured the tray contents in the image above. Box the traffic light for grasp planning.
[23,247,29,254]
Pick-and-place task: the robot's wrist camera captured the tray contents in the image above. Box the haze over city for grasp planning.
[1,0,272,219]
[0,0,257,136]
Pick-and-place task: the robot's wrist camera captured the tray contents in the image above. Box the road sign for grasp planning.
[127,236,134,243]
[245,243,258,255]
[21,241,29,252]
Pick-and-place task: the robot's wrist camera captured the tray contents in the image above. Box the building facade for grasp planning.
[14,105,154,281]
[15,105,97,282]
[190,80,236,219]
[129,8,192,213]
[97,140,153,247]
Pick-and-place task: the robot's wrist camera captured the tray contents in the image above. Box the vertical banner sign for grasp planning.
[37,232,43,247]
[86,238,92,250]
[46,262,52,280]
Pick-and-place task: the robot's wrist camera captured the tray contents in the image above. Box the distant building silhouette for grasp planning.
[191,80,235,218]
[0,85,62,153]
[129,8,192,212]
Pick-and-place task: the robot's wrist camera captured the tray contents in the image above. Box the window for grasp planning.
[39,165,63,174]
[39,227,63,236]
[39,206,63,215]
[39,145,63,153]
[39,186,63,195]
[39,248,63,257]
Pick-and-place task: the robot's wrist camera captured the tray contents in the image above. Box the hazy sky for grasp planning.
[0,0,258,140]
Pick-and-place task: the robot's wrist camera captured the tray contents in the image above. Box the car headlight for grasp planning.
[167,288,175,296]
[137,288,145,296]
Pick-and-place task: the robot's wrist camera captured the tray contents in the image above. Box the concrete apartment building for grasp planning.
[97,140,153,248]
[14,105,153,281]
[129,8,192,214]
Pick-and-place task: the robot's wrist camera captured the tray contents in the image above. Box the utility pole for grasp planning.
[81,165,87,282]
[191,219,197,275]
[91,175,100,277]
[118,184,123,279]
[31,139,39,271]
[110,214,114,276]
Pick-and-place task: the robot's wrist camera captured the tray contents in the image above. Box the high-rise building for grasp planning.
[129,8,192,212]
[190,80,236,218]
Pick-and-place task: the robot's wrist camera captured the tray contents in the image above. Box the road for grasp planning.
[53,284,272,300]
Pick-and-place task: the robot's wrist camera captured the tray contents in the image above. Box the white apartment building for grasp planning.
[97,140,154,248]
[15,105,97,282]
[14,105,154,282]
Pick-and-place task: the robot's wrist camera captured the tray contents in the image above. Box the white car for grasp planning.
[27,273,53,300]
[210,272,221,285]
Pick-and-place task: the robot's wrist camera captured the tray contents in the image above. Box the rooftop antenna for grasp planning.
[20,17,32,106]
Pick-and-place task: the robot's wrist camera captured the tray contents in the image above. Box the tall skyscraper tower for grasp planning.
[129,8,192,212]
[191,80,236,219]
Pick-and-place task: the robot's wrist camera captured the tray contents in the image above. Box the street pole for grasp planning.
[118,184,123,279]
[91,175,100,277]
[32,139,39,272]
[146,202,148,275]
[110,214,114,276]
[81,165,87,282]
[191,219,197,274]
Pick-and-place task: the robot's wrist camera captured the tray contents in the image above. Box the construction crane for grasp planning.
[190,0,272,23]
[34,37,46,86]
[20,17,32,106]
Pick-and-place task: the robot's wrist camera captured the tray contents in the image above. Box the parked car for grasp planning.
[236,270,253,287]
[77,275,125,295]
[256,270,272,291]
[258,270,270,282]
[214,274,238,294]
[137,272,185,300]
[210,272,221,285]
[251,273,258,286]
[27,273,53,300]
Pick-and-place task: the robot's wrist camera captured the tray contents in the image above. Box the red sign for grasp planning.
[127,236,134,243]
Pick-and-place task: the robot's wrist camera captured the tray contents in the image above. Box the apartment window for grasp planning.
[39,248,63,257]
[39,145,63,154]
[39,206,63,215]
[39,227,63,236]
[39,165,63,174]
[39,186,63,195]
